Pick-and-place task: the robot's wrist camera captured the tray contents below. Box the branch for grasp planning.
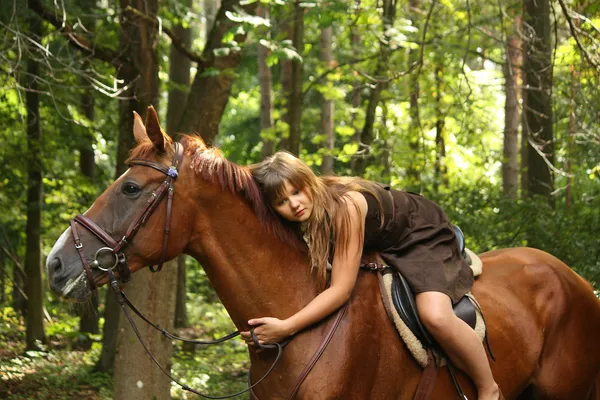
[124,6,205,64]
[0,242,27,282]
[302,54,379,98]
[28,0,127,69]
[0,262,28,301]
[557,0,600,73]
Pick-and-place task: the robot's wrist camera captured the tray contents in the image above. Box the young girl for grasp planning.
[241,152,501,400]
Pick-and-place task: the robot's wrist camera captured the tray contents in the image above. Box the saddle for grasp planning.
[385,225,482,360]
[360,226,493,399]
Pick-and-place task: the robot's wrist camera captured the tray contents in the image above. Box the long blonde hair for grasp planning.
[251,152,381,291]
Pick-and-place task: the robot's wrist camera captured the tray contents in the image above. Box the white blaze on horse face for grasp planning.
[62,275,87,297]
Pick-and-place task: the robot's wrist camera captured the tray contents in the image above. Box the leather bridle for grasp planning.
[70,142,184,290]
[66,141,347,399]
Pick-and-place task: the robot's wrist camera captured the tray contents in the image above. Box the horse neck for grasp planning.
[185,186,317,328]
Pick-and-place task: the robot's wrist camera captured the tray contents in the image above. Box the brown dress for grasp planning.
[360,183,473,304]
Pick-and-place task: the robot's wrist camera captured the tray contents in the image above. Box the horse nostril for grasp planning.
[48,257,63,276]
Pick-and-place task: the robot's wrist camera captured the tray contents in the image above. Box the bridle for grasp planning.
[67,141,347,399]
[70,142,185,290]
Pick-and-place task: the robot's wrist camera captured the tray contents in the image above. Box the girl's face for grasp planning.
[272,180,313,222]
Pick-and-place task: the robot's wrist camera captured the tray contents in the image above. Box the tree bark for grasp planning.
[349,12,363,172]
[79,71,96,183]
[0,251,5,303]
[433,64,447,192]
[353,0,397,176]
[167,4,192,329]
[78,69,100,340]
[320,26,334,174]
[280,17,293,152]
[24,14,46,350]
[177,0,258,142]
[111,2,178,399]
[257,4,275,158]
[280,1,305,155]
[523,0,554,199]
[503,16,522,198]
[406,0,420,187]
[174,254,188,328]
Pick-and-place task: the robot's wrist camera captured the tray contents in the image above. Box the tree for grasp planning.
[320,25,335,174]
[257,3,275,158]
[353,0,399,176]
[502,15,521,198]
[280,1,305,155]
[24,13,46,350]
[523,0,554,199]
[166,0,193,329]
[110,2,177,398]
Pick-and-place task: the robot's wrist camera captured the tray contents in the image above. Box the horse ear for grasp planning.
[133,111,149,143]
[144,106,168,153]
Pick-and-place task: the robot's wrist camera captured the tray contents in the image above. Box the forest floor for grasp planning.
[0,304,248,400]
[0,308,110,399]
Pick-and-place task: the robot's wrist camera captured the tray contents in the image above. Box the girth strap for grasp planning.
[249,304,348,400]
[285,304,348,400]
[413,350,439,400]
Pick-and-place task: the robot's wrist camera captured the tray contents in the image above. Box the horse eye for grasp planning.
[122,183,140,196]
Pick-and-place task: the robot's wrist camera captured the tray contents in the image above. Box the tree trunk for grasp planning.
[433,63,447,192]
[177,0,258,142]
[281,1,305,155]
[565,66,576,214]
[257,4,275,158]
[95,2,141,374]
[78,70,100,340]
[353,0,397,176]
[0,250,5,303]
[565,11,580,214]
[167,4,192,329]
[280,17,293,152]
[406,0,420,187]
[111,2,178,399]
[24,14,46,350]
[320,26,334,174]
[205,0,220,40]
[523,0,554,199]
[174,254,188,328]
[503,17,522,198]
[79,74,96,183]
[349,14,363,172]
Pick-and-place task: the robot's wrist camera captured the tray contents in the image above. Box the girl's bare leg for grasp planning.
[416,291,500,400]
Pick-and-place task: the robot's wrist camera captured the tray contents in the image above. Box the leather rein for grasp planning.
[68,142,347,399]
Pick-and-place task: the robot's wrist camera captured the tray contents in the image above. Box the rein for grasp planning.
[68,142,348,399]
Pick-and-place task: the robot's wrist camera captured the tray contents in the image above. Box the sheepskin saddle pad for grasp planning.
[373,250,485,368]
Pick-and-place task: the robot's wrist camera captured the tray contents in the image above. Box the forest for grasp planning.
[0,0,599,398]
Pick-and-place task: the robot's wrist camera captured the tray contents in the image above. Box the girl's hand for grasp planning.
[240,317,293,346]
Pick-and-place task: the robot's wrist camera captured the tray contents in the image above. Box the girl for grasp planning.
[241,152,501,400]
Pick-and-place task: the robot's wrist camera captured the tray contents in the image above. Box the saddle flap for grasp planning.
[388,269,478,351]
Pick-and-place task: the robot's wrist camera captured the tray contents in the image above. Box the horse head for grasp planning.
[47,107,198,301]
[46,106,313,323]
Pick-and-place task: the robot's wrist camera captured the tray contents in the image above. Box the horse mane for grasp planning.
[131,135,305,251]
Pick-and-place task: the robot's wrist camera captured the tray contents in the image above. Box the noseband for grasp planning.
[70,142,184,291]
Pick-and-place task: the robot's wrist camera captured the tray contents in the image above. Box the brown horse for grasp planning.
[47,108,600,399]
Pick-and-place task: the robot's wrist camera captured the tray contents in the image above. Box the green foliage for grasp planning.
[0,307,111,399]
